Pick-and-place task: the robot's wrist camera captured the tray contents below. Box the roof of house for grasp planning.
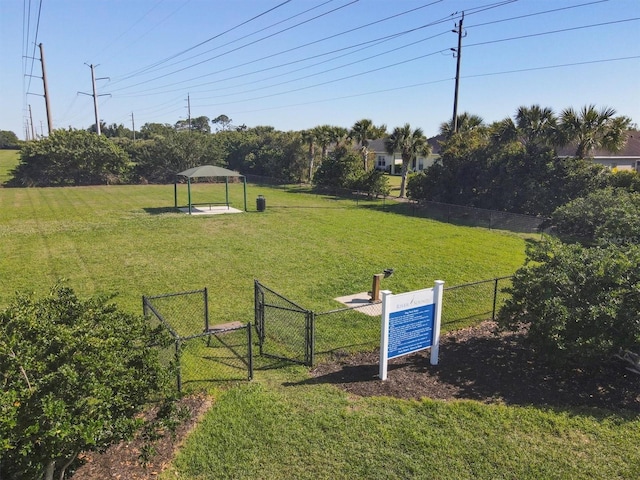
[556,130,640,158]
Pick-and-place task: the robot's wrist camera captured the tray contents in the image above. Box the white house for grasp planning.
[369,136,444,175]
[371,130,640,174]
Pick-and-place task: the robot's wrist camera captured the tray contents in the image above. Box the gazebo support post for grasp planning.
[174,181,178,208]
[243,176,247,211]
[187,178,192,215]
[225,177,229,210]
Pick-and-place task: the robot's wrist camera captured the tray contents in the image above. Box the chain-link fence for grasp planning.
[254,280,311,365]
[313,302,382,364]
[143,288,253,392]
[401,200,547,234]
[442,277,512,330]
[255,277,513,366]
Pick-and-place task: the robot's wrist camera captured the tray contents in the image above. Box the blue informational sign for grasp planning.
[379,281,444,380]
[387,303,434,359]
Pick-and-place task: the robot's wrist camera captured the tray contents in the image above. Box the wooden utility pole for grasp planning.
[451,12,465,134]
[131,112,135,141]
[187,94,192,132]
[28,104,36,140]
[39,43,53,134]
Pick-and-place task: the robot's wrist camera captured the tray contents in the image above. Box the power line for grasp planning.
[190,17,639,108]
[106,0,523,97]
[466,0,609,29]
[107,0,454,95]
[223,55,640,117]
[109,0,296,84]
[464,17,639,49]
[108,0,362,91]
[92,0,174,62]
[123,0,338,80]
[114,15,456,98]
[25,0,43,96]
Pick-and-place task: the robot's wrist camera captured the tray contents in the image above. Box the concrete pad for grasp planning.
[334,291,382,317]
[178,206,243,216]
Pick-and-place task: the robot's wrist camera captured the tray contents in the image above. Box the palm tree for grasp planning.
[514,105,558,152]
[301,129,317,183]
[385,124,430,198]
[439,112,485,139]
[331,126,349,149]
[349,119,387,171]
[560,105,631,158]
[314,125,336,160]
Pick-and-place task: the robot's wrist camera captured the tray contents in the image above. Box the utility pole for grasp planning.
[187,93,192,132]
[39,43,53,134]
[28,104,36,140]
[451,12,465,134]
[130,112,135,141]
[79,64,110,135]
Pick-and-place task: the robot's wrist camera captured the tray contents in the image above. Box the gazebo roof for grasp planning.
[176,165,243,178]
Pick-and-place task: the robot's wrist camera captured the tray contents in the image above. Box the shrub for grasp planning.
[8,129,129,186]
[0,285,173,479]
[352,169,390,197]
[551,188,640,245]
[498,240,640,364]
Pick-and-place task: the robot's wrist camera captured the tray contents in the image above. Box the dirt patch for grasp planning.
[309,321,640,412]
[71,394,211,479]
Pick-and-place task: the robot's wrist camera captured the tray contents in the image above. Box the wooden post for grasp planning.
[370,273,384,302]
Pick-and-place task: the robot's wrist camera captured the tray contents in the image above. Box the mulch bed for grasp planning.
[310,321,640,412]
[72,321,638,479]
[71,394,212,479]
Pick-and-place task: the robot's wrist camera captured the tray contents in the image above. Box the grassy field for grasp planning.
[0,149,19,184]
[0,182,525,316]
[1,181,637,479]
[166,377,639,480]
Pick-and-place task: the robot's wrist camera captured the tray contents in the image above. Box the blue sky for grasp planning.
[1,0,639,140]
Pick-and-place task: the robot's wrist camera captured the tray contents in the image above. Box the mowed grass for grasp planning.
[0,149,20,184]
[165,379,640,480]
[0,182,525,319]
[3,181,637,479]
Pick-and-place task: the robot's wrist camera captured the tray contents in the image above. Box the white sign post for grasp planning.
[379,280,444,381]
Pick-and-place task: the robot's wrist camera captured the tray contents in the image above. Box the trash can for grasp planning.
[256,195,266,212]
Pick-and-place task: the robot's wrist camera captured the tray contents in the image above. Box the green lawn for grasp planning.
[0,183,525,317]
[0,149,19,184]
[166,379,639,480]
[1,182,636,479]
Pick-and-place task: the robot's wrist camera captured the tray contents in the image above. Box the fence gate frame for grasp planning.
[143,289,253,392]
[254,280,313,366]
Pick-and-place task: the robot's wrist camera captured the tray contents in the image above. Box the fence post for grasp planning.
[142,296,148,317]
[491,278,499,320]
[254,280,265,354]
[247,323,253,381]
[175,339,182,393]
[204,287,209,332]
[306,311,315,367]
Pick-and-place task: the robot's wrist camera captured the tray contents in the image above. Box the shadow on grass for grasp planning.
[293,324,640,413]
[144,206,180,215]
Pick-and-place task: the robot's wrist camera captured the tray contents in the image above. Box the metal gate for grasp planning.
[254,280,313,365]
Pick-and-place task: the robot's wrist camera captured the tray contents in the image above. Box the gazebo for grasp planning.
[174,165,247,215]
